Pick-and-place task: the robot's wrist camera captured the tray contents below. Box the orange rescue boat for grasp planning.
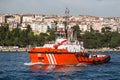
[29,38,110,65]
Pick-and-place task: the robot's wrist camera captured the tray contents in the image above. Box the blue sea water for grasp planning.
[0,51,120,80]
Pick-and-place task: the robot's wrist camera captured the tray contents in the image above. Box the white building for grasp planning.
[30,22,48,35]
[22,14,34,23]
[9,23,18,31]
[57,22,71,32]
[92,23,102,32]
[0,14,5,23]
[6,17,15,23]
[14,14,21,23]
[79,24,90,32]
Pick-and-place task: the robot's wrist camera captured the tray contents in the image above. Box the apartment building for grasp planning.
[22,14,35,23]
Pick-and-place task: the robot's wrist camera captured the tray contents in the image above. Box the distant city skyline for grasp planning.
[0,0,120,17]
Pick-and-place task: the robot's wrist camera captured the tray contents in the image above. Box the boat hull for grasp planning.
[29,48,110,65]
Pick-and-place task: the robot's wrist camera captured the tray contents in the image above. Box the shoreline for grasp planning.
[0,48,29,52]
[86,49,120,52]
[0,48,120,52]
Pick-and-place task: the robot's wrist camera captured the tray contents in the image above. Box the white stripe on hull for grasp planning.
[51,54,57,64]
[48,54,54,64]
[46,54,51,64]
[46,53,57,65]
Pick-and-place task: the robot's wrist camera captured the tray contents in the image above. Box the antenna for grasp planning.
[65,8,70,16]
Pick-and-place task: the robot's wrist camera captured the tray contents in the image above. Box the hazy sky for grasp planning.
[0,0,120,17]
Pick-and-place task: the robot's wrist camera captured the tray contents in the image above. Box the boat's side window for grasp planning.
[38,57,44,61]
[92,53,97,58]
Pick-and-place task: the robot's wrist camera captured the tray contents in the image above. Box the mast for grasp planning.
[55,8,71,40]
[65,8,70,40]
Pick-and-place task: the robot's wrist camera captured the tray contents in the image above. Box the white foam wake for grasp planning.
[24,62,44,66]
[24,62,87,67]
[76,63,87,67]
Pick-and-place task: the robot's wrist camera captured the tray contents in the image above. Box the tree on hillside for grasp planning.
[104,27,111,32]
[72,25,81,41]
[26,24,32,33]
[47,29,55,41]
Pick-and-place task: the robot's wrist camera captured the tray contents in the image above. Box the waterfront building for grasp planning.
[0,14,6,23]
[30,22,48,35]
[14,14,21,24]
[6,15,15,23]
[79,24,91,32]
[22,14,35,23]
[9,23,18,31]
[21,22,30,30]
[92,23,102,32]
